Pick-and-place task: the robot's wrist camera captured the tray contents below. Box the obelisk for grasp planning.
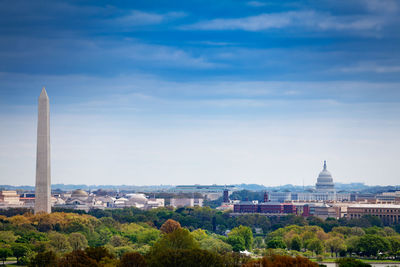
[34,88,51,214]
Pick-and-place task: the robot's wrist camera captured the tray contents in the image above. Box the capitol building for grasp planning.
[269,161,350,203]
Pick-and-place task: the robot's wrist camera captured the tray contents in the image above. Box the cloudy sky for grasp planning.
[1,0,400,186]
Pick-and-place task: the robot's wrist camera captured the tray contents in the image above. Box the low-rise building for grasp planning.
[0,191,22,206]
[347,204,400,224]
[170,198,203,208]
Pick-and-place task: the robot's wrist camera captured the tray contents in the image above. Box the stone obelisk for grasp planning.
[34,88,51,214]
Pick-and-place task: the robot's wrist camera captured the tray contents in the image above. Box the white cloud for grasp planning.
[247,1,267,7]
[182,10,386,32]
[114,10,186,26]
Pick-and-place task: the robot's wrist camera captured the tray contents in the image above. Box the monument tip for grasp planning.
[39,87,48,99]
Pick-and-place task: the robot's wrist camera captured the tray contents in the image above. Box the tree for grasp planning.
[290,235,302,251]
[336,258,371,267]
[152,228,199,253]
[160,219,181,234]
[199,236,232,254]
[147,248,222,267]
[307,238,324,255]
[244,255,318,267]
[0,247,12,266]
[85,246,114,262]
[228,225,253,250]
[227,235,245,252]
[49,232,71,253]
[266,238,287,249]
[58,250,99,267]
[0,231,18,244]
[28,251,58,267]
[358,234,391,257]
[119,252,147,267]
[326,237,346,257]
[11,243,30,264]
[68,233,88,251]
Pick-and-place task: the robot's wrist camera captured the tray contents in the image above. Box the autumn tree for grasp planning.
[57,250,98,267]
[244,254,318,267]
[160,219,181,234]
[119,252,147,267]
[68,233,88,251]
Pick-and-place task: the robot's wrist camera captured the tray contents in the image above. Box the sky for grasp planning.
[0,0,400,186]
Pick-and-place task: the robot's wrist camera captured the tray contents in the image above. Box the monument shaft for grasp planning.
[35,88,51,214]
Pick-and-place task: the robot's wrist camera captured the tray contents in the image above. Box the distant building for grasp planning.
[315,161,335,192]
[170,185,237,200]
[223,189,229,203]
[268,161,349,203]
[0,191,22,206]
[170,198,203,208]
[347,204,400,224]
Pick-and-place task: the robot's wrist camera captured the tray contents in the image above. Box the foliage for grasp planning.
[119,251,147,267]
[28,251,58,267]
[160,219,181,234]
[244,254,319,267]
[336,258,371,267]
[228,225,253,250]
[146,248,223,267]
[0,247,12,265]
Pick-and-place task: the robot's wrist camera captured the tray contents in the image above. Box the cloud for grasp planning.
[338,63,400,73]
[113,10,186,26]
[182,10,386,32]
[247,1,267,7]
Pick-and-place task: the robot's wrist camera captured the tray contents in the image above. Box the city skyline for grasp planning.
[1,1,400,186]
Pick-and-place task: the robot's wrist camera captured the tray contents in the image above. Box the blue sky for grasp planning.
[1,0,400,186]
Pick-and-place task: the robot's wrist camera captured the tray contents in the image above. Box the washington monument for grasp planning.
[34,88,51,214]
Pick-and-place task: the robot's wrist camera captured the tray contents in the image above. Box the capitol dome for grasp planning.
[71,189,89,198]
[315,161,335,192]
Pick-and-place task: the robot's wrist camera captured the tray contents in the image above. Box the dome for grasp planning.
[71,189,88,198]
[315,161,335,192]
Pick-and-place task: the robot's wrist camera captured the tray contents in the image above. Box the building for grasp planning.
[35,88,51,214]
[268,161,347,203]
[315,161,335,192]
[0,191,22,206]
[233,201,298,215]
[347,204,400,224]
[170,185,237,200]
[170,198,203,208]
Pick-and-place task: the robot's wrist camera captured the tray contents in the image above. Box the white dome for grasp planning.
[315,161,335,192]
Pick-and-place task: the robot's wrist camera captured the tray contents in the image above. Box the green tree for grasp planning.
[68,232,88,251]
[290,235,302,251]
[266,238,287,249]
[84,246,114,262]
[28,251,58,267]
[199,236,232,253]
[227,235,245,252]
[326,237,346,257]
[307,238,324,255]
[336,258,371,267]
[11,243,30,264]
[0,231,18,244]
[0,247,12,265]
[358,234,391,256]
[228,226,253,250]
[152,228,199,253]
[49,232,71,253]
